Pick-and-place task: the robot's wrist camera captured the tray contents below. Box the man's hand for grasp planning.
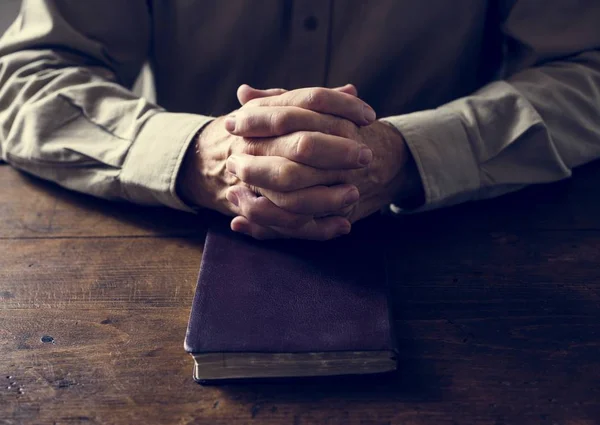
[177,85,379,240]
[228,117,423,240]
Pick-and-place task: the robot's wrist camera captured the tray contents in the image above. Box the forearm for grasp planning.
[382,49,600,214]
[381,1,600,213]
[0,0,212,211]
[385,49,600,212]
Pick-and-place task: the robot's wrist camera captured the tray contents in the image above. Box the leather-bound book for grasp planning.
[185,220,396,383]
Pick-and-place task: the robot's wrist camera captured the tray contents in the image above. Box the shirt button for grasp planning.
[303,16,318,31]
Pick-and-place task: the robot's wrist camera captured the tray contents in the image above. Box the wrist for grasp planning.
[176,118,221,211]
[175,117,238,215]
[176,133,202,209]
[396,151,425,209]
[379,121,425,209]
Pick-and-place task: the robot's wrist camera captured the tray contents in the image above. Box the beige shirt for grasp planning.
[1,0,599,214]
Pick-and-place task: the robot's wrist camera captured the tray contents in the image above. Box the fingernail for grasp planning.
[227,190,239,207]
[226,157,237,175]
[232,220,250,235]
[225,116,236,133]
[358,148,373,166]
[338,222,351,236]
[343,189,359,206]
[363,105,376,123]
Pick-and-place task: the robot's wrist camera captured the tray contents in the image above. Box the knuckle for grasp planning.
[294,133,316,161]
[242,139,261,156]
[237,114,263,134]
[270,111,290,135]
[275,163,296,190]
[305,88,327,110]
[235,162,250,182]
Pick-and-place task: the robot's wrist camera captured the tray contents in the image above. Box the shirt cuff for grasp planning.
[381,109,480,214]
[120,112,214,212]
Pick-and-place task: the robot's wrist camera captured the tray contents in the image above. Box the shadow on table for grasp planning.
[16,170,213,238]
[216,331,444,405]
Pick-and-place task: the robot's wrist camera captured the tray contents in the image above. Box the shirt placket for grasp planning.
[287,0,332,89]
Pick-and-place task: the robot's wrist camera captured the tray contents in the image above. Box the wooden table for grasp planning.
[1,162,599,425]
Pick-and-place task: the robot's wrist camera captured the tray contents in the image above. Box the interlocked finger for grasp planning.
[226,154,347,192]
[230,215,351,241]
[226,185,312,229]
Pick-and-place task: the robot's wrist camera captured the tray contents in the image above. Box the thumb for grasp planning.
[237,84,287,105]
[237,83,359,106]
[334,83,358,97]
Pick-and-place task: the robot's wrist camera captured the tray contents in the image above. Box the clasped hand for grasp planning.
[179,84,412,240]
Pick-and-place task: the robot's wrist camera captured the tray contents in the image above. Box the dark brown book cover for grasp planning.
[184,219,396,381]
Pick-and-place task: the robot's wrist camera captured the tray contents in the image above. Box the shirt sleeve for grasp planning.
[382,0,600,213]
[0,0,213,212]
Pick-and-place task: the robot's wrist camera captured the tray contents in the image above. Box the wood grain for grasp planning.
[0,168,209,239]
[1,164,600,425]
